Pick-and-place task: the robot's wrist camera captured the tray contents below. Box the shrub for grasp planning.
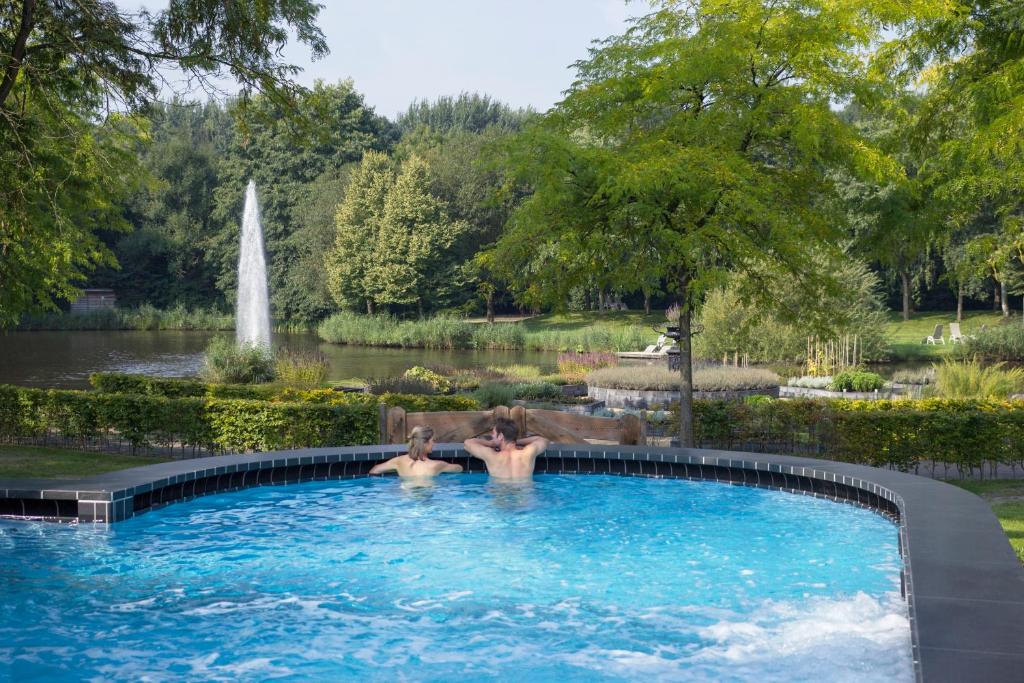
[473,382,515,408]
[367,377,435,396]
[200,338,275,384]
[829,371,885,392]
[934,358,1024,399]
[787,375,833,389]
[511,382,563,401]
[558,352,618,383]
[586,365,779,391]
[963,324,1024,361]
[274,349,329,389]
[526,327,649,353]
[403,366,452,393]
[377,393,480,412]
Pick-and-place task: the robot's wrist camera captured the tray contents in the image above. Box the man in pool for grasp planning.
[462,418,549,480]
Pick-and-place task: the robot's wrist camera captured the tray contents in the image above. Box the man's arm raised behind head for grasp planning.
[516,436,550,458]
[463,437,498,463]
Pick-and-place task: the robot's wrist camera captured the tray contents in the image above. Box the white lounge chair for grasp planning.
[924,324,944,345]
[642,335,668,354]
[949,322,966,344]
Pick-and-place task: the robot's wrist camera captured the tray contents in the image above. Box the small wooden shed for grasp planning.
[70,289,117,314]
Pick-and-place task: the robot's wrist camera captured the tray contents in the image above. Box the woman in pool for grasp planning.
[368,426,463,478]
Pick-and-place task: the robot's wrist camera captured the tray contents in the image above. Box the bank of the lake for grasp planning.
[0,331,559,390]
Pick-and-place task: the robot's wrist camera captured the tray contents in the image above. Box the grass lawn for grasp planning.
[884,310,1005,360]
[0,446,170,480]
[519,310,668,333]
[948,479,1024,563]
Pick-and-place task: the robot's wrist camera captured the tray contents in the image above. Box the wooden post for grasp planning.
[493,406,510,423]
[378,403,388,444]
[620,414,645,445]
[510,405,527,439]
[386,407,407,445]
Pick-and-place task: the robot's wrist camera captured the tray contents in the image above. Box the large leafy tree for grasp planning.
[368,155,470,315]
[496,0,933,445]
[0,0,328,325]
[906,0,1024,318]
[326,151,395,314]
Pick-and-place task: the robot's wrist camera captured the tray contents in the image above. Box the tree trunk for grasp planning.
[957,285,963,323]
[583,289,591,311]
[900,271,911,321]
[598,289,606,311]
[643,291,651,315]
[0,0,36,110]
[366,299,375,315]
[486,291,495,324]
[677,272,695,448]
[417,297,424,319]
[1001,280,1009,318]
[994,283,1000,311]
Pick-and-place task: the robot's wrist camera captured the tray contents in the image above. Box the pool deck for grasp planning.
[1,444,1022,682]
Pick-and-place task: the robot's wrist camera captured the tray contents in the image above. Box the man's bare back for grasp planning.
[463,422,549,480]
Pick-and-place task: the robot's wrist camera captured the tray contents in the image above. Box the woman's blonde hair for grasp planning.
[407,425,434,461]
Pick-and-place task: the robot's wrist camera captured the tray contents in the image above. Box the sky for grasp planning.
[118,1,637,119]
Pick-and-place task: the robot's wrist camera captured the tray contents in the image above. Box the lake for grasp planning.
[0,331,560,389]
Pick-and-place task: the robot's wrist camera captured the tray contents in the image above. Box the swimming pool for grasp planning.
[0,474,911,681]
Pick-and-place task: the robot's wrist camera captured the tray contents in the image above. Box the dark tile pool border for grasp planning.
[1,444,1021,682]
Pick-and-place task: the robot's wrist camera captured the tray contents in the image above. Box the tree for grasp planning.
[396,93,532,135]
[908,0,1024,318]
[495,0,928,446]
[0,0,329,325]
[368,155,470,315]
[326,151,395,314]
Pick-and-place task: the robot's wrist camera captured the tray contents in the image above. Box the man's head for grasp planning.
[491,417,519,448]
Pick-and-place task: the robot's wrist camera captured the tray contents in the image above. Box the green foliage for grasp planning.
[963,324,1024,361]
[377,393,479,412]
[367,377,436,396]
[318,311,474,348]
[695,256,892,363]
[511,382,563,401]
[526,327,649,353]
[18,305,234,331]
[403,366,451,393]
[0,386,378,453]
[396,94,531,135]
[471,323,526,350]
[200,338,276,384]
[0,0,329,326]
[473,382,516,408]
[829,371,886,393]
[274,350,329,389]
[688,398,1024,472]
[934,359,1024,399]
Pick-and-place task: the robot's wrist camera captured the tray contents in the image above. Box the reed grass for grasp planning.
[201,338,276,384]
[934,358,1024,399]
[274,349,329,389]
[18,304,234,331]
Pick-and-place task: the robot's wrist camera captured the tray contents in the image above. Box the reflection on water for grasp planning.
[0,331,558,389]
[486,479,538,513]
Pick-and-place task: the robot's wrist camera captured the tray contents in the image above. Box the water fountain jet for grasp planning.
[236,180,272,348]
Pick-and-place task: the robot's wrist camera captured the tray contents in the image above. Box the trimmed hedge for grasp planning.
[691,398,1024,472]
[0,385,379,453]
[90,373,480,412]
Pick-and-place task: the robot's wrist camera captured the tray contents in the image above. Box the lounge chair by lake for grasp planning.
[924,324,944,345]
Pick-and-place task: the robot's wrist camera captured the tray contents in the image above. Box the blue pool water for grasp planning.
[0,475,911,681]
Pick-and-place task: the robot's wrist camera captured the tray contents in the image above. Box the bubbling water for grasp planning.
[236,180,271,348]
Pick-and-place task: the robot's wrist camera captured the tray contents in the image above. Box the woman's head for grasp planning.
[407,425,435,461]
